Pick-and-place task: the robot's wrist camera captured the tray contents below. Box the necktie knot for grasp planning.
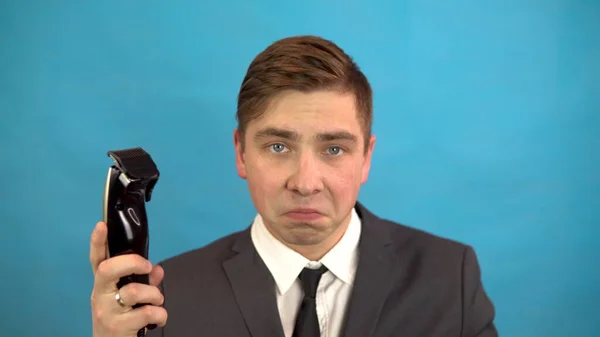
[298,265,328,299]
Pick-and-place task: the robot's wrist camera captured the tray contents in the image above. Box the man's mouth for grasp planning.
[285,208,323,221]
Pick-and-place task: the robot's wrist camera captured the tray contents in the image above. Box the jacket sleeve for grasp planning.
[461,245,499,337]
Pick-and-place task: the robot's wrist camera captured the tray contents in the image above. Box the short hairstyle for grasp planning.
[236,35,373,152]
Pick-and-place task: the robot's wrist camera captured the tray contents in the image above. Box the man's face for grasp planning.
[234,90,375,256]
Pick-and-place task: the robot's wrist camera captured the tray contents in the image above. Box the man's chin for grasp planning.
[282,215,331,231]
[283,230,328,246]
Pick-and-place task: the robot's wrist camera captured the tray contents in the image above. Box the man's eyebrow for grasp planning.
[317,131,358,143]
[253,127,358,143]
[253,127,299,141]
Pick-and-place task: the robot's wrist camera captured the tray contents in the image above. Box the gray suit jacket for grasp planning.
[147,202,498,336]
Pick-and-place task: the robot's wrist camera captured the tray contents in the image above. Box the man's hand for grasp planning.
[90,221,168,337]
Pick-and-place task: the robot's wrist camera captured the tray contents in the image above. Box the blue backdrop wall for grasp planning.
[1,1,598,336]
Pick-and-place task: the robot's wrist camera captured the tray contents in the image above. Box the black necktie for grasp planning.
[292,265,328,337]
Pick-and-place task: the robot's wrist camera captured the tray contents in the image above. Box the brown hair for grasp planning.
[236,35,373,152]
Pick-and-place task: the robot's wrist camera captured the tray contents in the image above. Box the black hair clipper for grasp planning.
[102,147,160,336]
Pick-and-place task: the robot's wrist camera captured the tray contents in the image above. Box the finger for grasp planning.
[117,305,168,331]
[95,254,152,293]
[117,283,164,309]
[90,221,108,274]
[149,264,164,287]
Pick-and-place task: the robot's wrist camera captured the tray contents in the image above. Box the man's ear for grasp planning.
[233,129,247,179]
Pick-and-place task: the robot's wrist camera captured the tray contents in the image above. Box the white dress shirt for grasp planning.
[250,208,362,337]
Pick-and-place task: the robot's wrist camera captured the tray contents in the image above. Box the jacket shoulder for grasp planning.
[370,215,481,279]
[379,216,471,254]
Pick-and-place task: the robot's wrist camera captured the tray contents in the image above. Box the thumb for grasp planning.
[90,221,108,274]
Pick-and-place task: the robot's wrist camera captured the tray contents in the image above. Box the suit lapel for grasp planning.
[222,228,285,337]
[341,203,400,337]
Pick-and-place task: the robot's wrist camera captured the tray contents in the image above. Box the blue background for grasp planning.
[1,1,598,336]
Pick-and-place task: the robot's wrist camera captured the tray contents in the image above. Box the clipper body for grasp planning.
[103,147,160,335]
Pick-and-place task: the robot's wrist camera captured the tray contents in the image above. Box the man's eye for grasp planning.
[326,146,343,155]
[269,143,288,153]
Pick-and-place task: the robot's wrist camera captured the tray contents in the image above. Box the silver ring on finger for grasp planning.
[115,290,128,308]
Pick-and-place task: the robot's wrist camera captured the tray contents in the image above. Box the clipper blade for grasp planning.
[107,147,159,180]
[107,147,160,201]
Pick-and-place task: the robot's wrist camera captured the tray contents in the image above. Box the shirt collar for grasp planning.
[250,207,362,295]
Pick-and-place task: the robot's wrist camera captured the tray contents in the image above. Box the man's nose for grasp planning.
[286,152,324,196]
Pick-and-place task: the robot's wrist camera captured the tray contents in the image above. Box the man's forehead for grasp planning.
[243,90,364,140]
[252,99,361,130]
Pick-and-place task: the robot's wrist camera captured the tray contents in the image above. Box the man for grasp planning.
[89,35,498,337]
